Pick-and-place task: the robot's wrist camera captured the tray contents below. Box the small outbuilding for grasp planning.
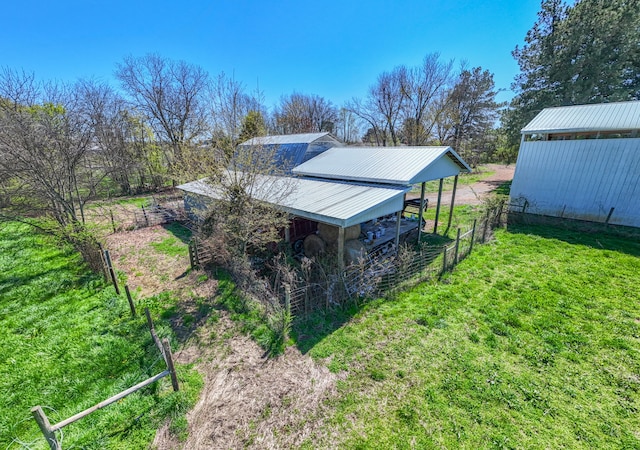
[178,141,472,267]
[510,101,640,227]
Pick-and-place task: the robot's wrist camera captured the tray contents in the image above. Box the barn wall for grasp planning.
[183,192,214,223]
[510,138,640,227]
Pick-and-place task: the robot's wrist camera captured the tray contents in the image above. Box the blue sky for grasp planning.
[2,0,541,110]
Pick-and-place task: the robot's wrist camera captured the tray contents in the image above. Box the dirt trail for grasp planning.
[407,163,515,206]
[154,314,338,449]
[105,226,337,449]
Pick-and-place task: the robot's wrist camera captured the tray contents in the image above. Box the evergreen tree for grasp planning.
[503,0,640,151]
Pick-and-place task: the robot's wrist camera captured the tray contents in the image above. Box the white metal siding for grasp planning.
[510,138,640,227]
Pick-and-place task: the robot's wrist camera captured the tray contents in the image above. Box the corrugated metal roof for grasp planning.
[239,132,333,146]
[291,146,471,186]
[522,101,640,134]
[177,174,408,228]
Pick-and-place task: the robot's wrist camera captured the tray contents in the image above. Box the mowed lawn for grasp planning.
[0,223,200,449]
[300,224,640,449]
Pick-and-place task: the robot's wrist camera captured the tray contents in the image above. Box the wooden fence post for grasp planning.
[284,283,292,316]
[482,215,489,243]
[454,228,461,266]
[31,406,59,449]
[442,246,448,274]
[161,339,179,392]
[110,209,116,233]
[98,242,109,281]
[103,249,120,295]
[188,240,195,269]
[124,285,136,317]
[193,237,200,268]
[304,287,309,316]
[469,219,477,254]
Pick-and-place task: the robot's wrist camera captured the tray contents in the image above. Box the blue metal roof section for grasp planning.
[238,132,341,172]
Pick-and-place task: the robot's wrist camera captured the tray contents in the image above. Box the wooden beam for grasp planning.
[50,370,170,431]
[395,210,402,250]
[446,175,459,232]
[337,226,345,270]
[417,182,426,244]
[434,178,444,234]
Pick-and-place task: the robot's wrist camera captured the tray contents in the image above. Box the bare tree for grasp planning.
[347,66,405,146]
[335,107,360,144]
[0,69,103,270]
[399,53,454,145]
[209,72,265,150]
[115,54,209,166]
[273,92,337,134]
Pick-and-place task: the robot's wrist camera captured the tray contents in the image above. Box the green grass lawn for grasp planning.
[297,223,640,449]
[0,222,201,449]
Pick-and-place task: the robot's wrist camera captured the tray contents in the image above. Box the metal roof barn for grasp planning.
[237,132,341,172]
[177,175,409,228]
[522,101,640,134]
[511,100,640,228]
[292,146,471,185]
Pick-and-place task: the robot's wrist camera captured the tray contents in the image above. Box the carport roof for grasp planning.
[177,174,409,228]
[291,146,471,186]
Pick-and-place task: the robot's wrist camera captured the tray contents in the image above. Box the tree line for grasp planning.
[501,0,640,156]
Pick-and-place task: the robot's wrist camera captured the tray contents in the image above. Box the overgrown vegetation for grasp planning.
[0,222,201,448]
[297,223,640,448]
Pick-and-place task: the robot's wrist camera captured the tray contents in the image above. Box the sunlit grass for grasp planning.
[299,223,640,449]
[0,222,201,448]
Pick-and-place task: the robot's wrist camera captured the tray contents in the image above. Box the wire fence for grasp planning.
[282,202,507,317]
[186,200,508,319]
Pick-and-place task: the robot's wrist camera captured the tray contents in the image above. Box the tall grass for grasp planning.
[0,222,201,448]
[299,223,640,448]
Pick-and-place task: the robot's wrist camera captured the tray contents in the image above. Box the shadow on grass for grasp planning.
[493,180,512,196]
[162,222,192,244]
[506,221,640,257]
[292,303,363,354]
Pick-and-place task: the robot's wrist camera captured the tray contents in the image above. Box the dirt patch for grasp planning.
[155,314,339,449]
[104,226,339,449]
[105,225,194,298]
[407,163,515,206]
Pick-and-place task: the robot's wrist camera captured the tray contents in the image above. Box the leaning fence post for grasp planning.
[103,249,120,295]
[454,228,461,266]
[161,339,179,392]
[31,406,59,450]
[98,242,109,281]
[124,285,136,317]
[469,219,477,254]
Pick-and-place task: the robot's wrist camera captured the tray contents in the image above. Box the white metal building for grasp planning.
[178,144,471,265]
[510,101,640,228]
